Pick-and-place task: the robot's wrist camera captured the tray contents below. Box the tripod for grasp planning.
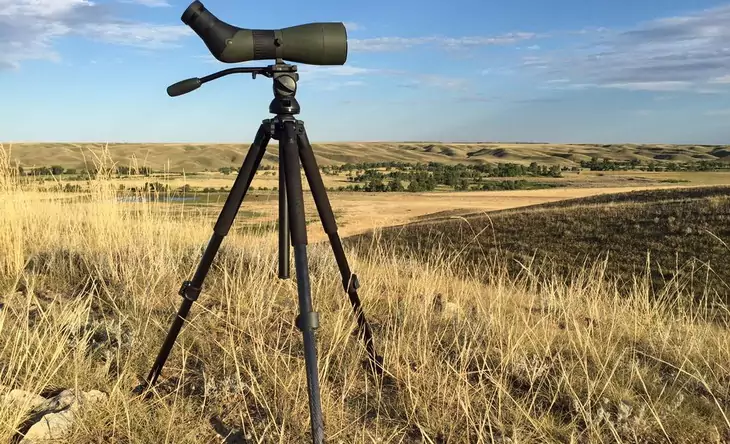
[142,62,383,444]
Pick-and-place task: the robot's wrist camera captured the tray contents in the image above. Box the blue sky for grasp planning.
[1,0,730,144]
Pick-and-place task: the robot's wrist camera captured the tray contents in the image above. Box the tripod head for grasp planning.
[167,59,301,115]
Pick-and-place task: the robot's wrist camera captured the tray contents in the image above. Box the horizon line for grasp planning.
[2,140,727,146]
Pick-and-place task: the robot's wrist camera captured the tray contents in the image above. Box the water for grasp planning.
[116,196,198,203]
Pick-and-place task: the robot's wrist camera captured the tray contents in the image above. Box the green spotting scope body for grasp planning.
[182,0,348,65]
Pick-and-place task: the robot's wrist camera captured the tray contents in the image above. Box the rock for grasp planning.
[19,388,108,443]
[34,389,77,413]
[4,389,47,412]
[22,409,76,442]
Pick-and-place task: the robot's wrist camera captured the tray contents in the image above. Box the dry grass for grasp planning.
[1,145,729,443]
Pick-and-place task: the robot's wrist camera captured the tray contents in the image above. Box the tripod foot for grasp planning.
[131,381,156,400]
[131,383,146,396]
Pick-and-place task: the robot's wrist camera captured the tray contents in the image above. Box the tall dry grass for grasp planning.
[0,144,729,443]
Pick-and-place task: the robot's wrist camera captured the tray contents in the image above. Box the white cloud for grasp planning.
[0,0,191,69]
[82,23,192,49]
[602,81,693,91]
[705,109,730,116]
[523,4,730,93]
[304,66,377,76]
[568,26,610,35]
[296,65,391,80]
[349,32,536,53]
[123,0,171,6]
[399,74,469,91]
[480,67,514,76]
[710,74,730,84]
[522,56,548,68]
[348,37,431,52]
[0,0,93,17]
[296,65,379,88]
[297,64,470,92]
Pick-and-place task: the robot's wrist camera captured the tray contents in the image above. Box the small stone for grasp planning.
[19,389,108,444]
[3,389,47,412]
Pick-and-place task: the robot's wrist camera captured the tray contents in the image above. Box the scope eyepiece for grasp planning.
[180,0,203,25]
[181,1,237,60]
[180,0,348,65]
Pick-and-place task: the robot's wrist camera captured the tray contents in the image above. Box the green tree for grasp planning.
[388,180,404,192]
[455,178,470,191]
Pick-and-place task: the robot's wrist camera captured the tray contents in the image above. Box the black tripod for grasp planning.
[141,62,383,444]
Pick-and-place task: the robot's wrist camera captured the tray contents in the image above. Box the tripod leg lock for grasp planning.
[178,280,202,302]
[347,274,360,293]
[295,312,320,332]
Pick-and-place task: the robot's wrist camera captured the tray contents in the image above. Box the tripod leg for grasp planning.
[143,124,271,388]
[278,152,290,279]
[281,119,324,444]
[296,124,383,374]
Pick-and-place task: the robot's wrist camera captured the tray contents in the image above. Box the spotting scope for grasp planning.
[181,0,348,65]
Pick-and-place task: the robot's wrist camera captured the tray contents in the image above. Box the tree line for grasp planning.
[17,165,153,176]
[328,161,563,192]
[580,157,729,172]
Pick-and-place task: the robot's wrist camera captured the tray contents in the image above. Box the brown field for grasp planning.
[6,141,730,172]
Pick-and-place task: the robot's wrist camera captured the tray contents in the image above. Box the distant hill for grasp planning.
[3,142,729,172]
[345,186,730,302]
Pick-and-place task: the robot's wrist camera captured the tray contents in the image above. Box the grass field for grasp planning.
[1,147,729,443]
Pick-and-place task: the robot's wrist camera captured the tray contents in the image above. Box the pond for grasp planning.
[116,196,198,203]
[115,191,277,205]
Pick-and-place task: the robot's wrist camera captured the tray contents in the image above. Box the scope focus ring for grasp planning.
[252,30,276,60]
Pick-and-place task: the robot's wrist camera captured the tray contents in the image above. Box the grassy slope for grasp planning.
[346,186,730,302]
[4,142,730,172]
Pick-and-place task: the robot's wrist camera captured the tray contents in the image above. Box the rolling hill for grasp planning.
[3,142,729,172]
